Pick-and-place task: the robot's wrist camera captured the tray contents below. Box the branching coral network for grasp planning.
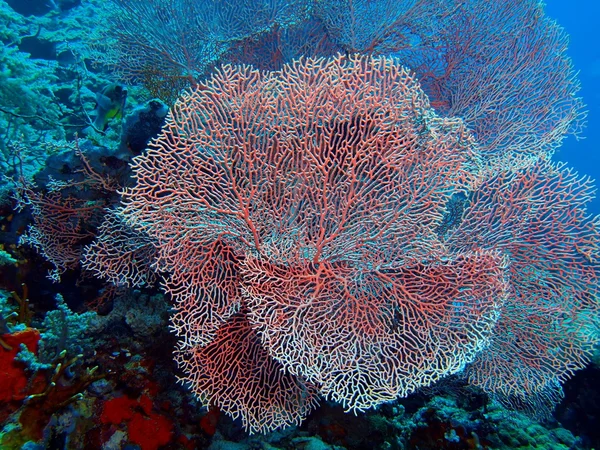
[84,51,600,432]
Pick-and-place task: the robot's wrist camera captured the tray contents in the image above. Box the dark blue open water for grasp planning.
[547,0,600,215]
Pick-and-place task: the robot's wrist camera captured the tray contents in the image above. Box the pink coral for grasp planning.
[115,54,507,429]
[446,159,600,408]
[86,54,599,432]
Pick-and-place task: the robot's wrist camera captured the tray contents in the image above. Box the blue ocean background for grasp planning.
[547,0,600,215]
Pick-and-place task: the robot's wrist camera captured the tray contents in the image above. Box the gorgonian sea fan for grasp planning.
[91,54,599,433]
[114,54,507,431]
[98,0,311,86]
[314,0,585,162]
[445,159,600,410]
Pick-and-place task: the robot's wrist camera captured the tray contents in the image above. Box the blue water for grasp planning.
[546,0,600,215]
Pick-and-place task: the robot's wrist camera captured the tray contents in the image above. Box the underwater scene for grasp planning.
[0,0,599,449]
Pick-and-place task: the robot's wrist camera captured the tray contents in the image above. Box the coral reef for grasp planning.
[0,0,598,448]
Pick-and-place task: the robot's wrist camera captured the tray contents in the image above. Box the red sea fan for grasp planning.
[85,53,599,432]
[115,54,508,430]
[445,159,600,410]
